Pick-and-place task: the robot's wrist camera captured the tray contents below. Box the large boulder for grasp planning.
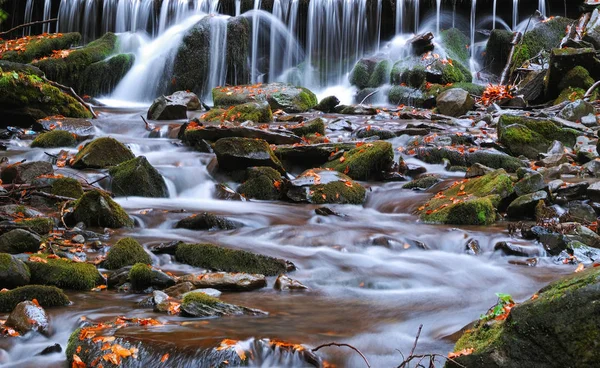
[147,95,188,120]
[109,156,168,198]
[448,267,600,368]
[506,190,548,219]
[0,229,41,254]
[286,169,366,205]
[26,255,104,290]
[5,301,50,336]
[103,237,151,270]
[349,58,391,89]
[237,166,283,201]
[169,91,201,110]
[77,53,135,97]
[484,29,514,75]
[323,141,394,181]
[558,99,595,122]
[70,190,134,228]
[0,253,31,288]
[182,122,298,145]
[212,83,318,113]
[200,101,273,123]
[213,137,285,174]
[175,212,240,231]
[31,130,77,148]
[545,47,600,99]
[436,88,474,117]
[70,137,135,169]
[0,285,69,312]
[0,33,81,64]
[1,161,53,184]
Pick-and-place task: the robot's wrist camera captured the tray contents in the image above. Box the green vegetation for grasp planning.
[31,130,77,148]
[0,285,70,312]
[71,137,135,169]
[323,141,394,181]
[27,254,102,290]
[109,156,168,198]
[71,190,134,228]
[104,237,151,270]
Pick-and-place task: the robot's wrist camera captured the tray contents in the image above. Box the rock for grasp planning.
[580,114,598,127]
[402,175,441,190]
[286,169,366,205]
[138,290,169,308]
[12,217,54,235]
[274,274,308,291]
[449,267,600,368]
[289,118,325,137]
[169,91,201,110]
[545,47,600,99]
[200,101,273,123]
[175,243,290,276]
[175,212,240,230]
[163,282,195,298]
[178,272,267,291]
[33,117,95,137]
[436,88,474,117]
[274,142,356,169]
[31,130,77,148]
[5,301,50,335]
[465,163,495,178]
[214,183,245,201]
[419,169,514,225]
[412,147,526,173]
[0,253,30,288]
[37,343,62,356]
[70,137,135,169]
[46,177,84,199]
[181,292,265,317]
[514,172,545,196]
[27,254,104,290]
[0,285,69,312]
[237,166,284,200]
[1,161,53,184]
[388,86,428,107]
[507,190,548,219]
[494,241,543,257]
[1,33,81,64]
[70,190,133,228]
[109,156,168,198]
[0,68,92,126]
[558,100,596,122]
[335,104,378,115]
[323,140,393,180]
[213,137,285,174]
[213,83,318,113]
[354,126,395,140]
[554,182,589,201]
[587,181,600,202]
[465,239,482,255]
[314,96,340,113]
[183,124,300,146]
[349,58,390,89]
[77,53,135,96]
[104,237,151,270]
[484,29,514,75]
[563,201,597,223]
[183,288,222,299]
[128,263,176,290]
[0,229,41,254]
[558,66,595,92]
[147,95,187,120]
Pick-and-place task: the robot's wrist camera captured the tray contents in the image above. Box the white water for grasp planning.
[395,0,404,34]
[436,0,441,35]
[513,0,519,30]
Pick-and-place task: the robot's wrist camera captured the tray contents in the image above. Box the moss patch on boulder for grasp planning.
[323,141,394,180]
[31,130,77,148]
[0,285,70,312]
[77,53,135,96]
[70,137,135,169]
[175,243,289,276]
[19,217,54,234]
[201,101,273,123]
[71,190,134,228]
[558,66,595,91]
[104,237,151,270]
[289,118,325,137]
[212,83,317,113]
[26,254,102,290]
[128,263,154,290]
[0,33,81,64]
[0,229,41,254]
[109,156,168,198]
[237,166,283,200]
[51,177,84,199]
[0,253,31,288]
[214,137,285,174]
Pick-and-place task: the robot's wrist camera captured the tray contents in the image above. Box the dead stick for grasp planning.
[584,80,600,100]
[43,78,97,119]
[0,18,58,37]
[312,342,371,368]
[30,191,77,201]
[408,324,423,358]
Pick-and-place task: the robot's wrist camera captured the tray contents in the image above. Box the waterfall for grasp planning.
[436,0,441,35]
[470,0,476,59]
[396,0,404,35]
[43,0,53,33]
[513,0,518,30]
[413,0,419,33]
[375,0,382,50]
[23,0,34,36]
[492,0,497,30]
[250,0,261,83]
[269,0,284,81]
[207,16,229,97]
[83,0,98,41]
[235,0,241,16]
[538,0,546,17]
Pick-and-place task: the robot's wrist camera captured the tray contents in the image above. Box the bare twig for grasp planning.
[409,324,423,357]
[584,80,600,100]
[30,191,77,201]
[312,342,371,368]
[0,18,58,36]
[397,325,467,368]
[141,115,152,131]
[359,89,379,106]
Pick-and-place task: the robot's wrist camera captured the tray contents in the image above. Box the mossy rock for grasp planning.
[226,17,251,87]
[0,229,41,254]
[0,285,69,312]
[403,175,441,190]
[484,29,514,75]
[109,156,168,198]
[0,70,92,121]
[440,28,470,66]
[212,83,317,113]
[349,58,376,89]
[200,101,273,123]
[0,253,31,288]
[558,66,595,91]
[426,82,485,98]
[367,59,391,88]
[71,190,134,228]
[34,33,118,90]
[388,85,427,107]
[545,47,599,100]
[289,118,325,137]
[554,87,590,105]
[175,243,289,276]
[441,62,470,84]
[51,177,84,199]
[0,33,81,64]
[448,267,600,367]
[391,63,426,88]
[237,166,283,200]
[70,137,135,169]
[175,212,240,230]
[128,263,154,290]
[104,237,151,270]
[171,17,210,94]
[323,141,394,181]
[286,169,366,205]
[19,217,55,234]
[214,137,285,174]
[419,169,514,225]
[31,130,77,148]
[77,53,135,97]
[26,254,103,290]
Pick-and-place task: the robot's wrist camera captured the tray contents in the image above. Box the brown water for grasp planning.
[0,106,574,367]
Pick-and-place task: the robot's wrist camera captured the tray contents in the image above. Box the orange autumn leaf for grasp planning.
[575,263,585,273]
[72,354,86,368]
[448,348,474,359]
[29,256,48,264]
[161,354,169,363]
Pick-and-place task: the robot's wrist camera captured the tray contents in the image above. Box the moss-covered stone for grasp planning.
[34,33,118,90]
[19,217,54,234]
[388,85,427,107]
[484,29,514,75]
[226,17,251,86]
[200,101,273,123]
[323,141,394,181]
[214,137,285,174]
[440,28,470,66]
[558,66,595,91]
[175,212,240,230]
[449,267,600,368]
[403,175,441,190]
[71,190,134,228]
[0,70,92,121]
[171,17,210,94]
[237,166,283,200]
[554,87,588,105]
[0,228,41,254]
[419,169,514,225]
[51,177,84,199]
[391,63,427,87]
[26,254,102,290]
[367,59,391,87]
[104,237,151,270]
[0,285,69,312]
[181,291,219,309]
[426,82,485,98]
[31,130,77,148]
[0,253,31,288]
[70,137,135,169]
[128,263,154,290]
[349,58,374,89]
[212,83,317,113]
[109,156,168,198]
[77,53,135,97]
[0,33,81,64]
[175,243,288,276]
[289,118,325,137]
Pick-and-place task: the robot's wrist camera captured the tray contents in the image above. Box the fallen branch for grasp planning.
[359,89,379,106]
[397,324,467,368]
[584,80,600,100]
[30,191,77,201]
[0,18,58,37]
[141,115,153,131]
[43,78,97,119]
[312,342,371,368]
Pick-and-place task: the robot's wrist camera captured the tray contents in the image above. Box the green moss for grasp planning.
[27,254,101,290]
[441,63,468,84]
[403,175,441,190]
[349,61,371,89]
[200,101,273,123]
[34,33,118,89]
[182,291,220,308]
[51,177,84,199]
[440,28,470,65]
[401,65,427,88]
[323,141,394,181]
[65,328,81,363]
[536,267,600,302]
[554,87,587,105]
[20,217,54,234]
[454,320,505,353]
[289,118,325,137]
[0,33,81,64]
[31,130,77,148]
[237,166,282,200]
[214,137,285,173]
[0,285,70,312]
[558,66,595,91]
[309,181,366,205]
[71,190,134,228]
[77,53,135,97]
[368,59,390,87]
[71,137,135,169]
[484,29,514,75]
[0,71,92,119]
[109,156,168,198]
[128,263,153,290]
[175,243,288,276]
[104,237,151,270]
[0,229,41,253]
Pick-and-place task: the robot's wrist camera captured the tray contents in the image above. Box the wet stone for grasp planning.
[5,301,50,336]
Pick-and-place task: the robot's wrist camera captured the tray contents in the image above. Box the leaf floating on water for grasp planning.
[161,354,169,363]
[575,263,585,273]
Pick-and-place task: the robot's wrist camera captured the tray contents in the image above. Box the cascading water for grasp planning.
[436,0,442,35]
[413,0,419,33]
[470,0,476,59]
[513,0,519,29]
[395,0,404,34]
[493,0,497,29]
[250,0,261,83]
[539,0,546,16]
[207,16,229,94]
[23,0,34,36]
[42,0,53,33]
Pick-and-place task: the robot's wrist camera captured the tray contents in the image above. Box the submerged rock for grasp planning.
[5,301,50,335]
[178,272,267,291]
[0,253,31,288]
[70,190,133,228]
[213,83,318,113]
[286,169,366,205]
[147,95,188,120]
[213,137,285,174]
[109,156,168,198]
[175,212,240,230]
[181,292,266,317]
[70,137,135,169]
[104,237,151,270]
